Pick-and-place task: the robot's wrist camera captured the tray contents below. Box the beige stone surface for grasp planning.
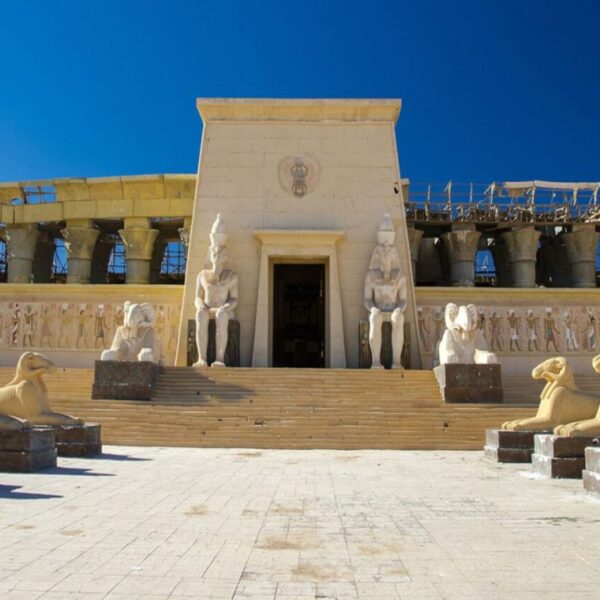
[416,287,600,375]
[176,99,420,368]
[0,175,195,224]
[0,284,182,368]
[1,446,600,599]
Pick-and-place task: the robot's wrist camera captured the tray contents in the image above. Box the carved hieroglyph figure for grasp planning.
[0,352,83,431]
[502,356,600,432]
[555,354,600,437]
[194,214,238,367]
[364,214,407,369]
[101,302,161,363]
[438,304,498,365]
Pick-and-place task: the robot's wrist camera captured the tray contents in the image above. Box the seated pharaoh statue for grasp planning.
[101,302,161,363]
[0,351,83,431]
[364,213,407,369]
[194,213,239,367]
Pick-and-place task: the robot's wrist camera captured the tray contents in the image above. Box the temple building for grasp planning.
[0,98,599,379]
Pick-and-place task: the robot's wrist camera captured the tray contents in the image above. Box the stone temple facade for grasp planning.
[0,98,598,377]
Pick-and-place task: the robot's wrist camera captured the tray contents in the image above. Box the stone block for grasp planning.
[585,446,600,473]
[54,424,102,457]
[583,469,600,493]
[434,364,503,404]
[534,434,596,458]
[531,435,596,479]
[484,429,550,463]
[532,454,586,479]
[186,319,240,367]
[92,360,160,400]
[358,320,411,369]
[0,429,57,472]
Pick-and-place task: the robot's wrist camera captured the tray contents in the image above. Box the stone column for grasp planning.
[406,226,423,283]
[5,224,39,283]
[118,219,159,284]
[441,229,481,286]
[488,237,512,287]
[178,216,192,256]
[501,226,541,288]
[61,220,99,284]
[563,224,598,288]
[416,237,443,285]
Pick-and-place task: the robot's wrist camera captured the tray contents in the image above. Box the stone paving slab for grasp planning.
[1,446,600,599]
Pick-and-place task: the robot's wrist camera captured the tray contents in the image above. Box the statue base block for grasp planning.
[532,435,596,479]
[53,424,102,457]
[484,429,550,463]
[92,360,159,400]
[0,428,57,472]
[434,364,503,403]
[583,447,600,493]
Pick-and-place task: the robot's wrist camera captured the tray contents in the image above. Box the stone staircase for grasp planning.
[0,367,537,450]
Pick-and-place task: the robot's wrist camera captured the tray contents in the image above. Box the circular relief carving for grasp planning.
[278,155,320,198]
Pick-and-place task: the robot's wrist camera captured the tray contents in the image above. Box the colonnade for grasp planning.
[0,218,191,284]
[408,223,599,288]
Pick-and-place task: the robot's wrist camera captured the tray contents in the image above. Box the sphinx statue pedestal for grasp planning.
[52,424,102,457]
[0,428,57,472]
[583,446,600,493]
[531,434,596,479]
[434,364,503,404]
[92,360,160,401]
[484,429,551,463]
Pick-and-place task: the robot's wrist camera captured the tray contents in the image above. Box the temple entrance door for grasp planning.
[273,263,325,368]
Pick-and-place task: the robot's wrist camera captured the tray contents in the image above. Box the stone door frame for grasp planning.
[251,230,346,368]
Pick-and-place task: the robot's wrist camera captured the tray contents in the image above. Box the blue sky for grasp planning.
[0,0,599,184]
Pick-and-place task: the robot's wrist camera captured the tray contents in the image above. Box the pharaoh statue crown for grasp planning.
[209,213,228,247]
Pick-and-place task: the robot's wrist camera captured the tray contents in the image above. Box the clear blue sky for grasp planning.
[0,0,598,184]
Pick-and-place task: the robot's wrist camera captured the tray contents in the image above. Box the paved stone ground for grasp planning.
[1,447,600,600]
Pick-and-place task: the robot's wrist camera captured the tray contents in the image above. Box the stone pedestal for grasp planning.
[61,222,100,284]
[531,434,594,479]
[434,364,502,403]
[358,320,411,369]
[5,224,39,283]
[53,424,102,457]
[583,446,600,493]
[484,429,550,463]
[186,319,241,367]
[501,227,541,288]
[0,428,57,472]
[563,226,598,288]
[406,227,424,283]
[118,222,159,284]
[92,360,160,400]
[441,230,480,286]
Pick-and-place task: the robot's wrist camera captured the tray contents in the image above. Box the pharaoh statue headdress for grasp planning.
[368,213,401,273]
[205,213,231,269]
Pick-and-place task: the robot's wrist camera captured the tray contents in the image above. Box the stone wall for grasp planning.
[416,287,600,375]
[0,284,182,368]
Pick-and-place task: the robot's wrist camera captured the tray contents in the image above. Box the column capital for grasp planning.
[118,227,159,261]
[61,226,99,260]
[501,227,541,262]
[5,224,39,283]
[441,230,480,262]
[178,227,191,253]
[563,229,598,263]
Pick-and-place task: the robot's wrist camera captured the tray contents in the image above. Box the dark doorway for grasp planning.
[273,263,325,368]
